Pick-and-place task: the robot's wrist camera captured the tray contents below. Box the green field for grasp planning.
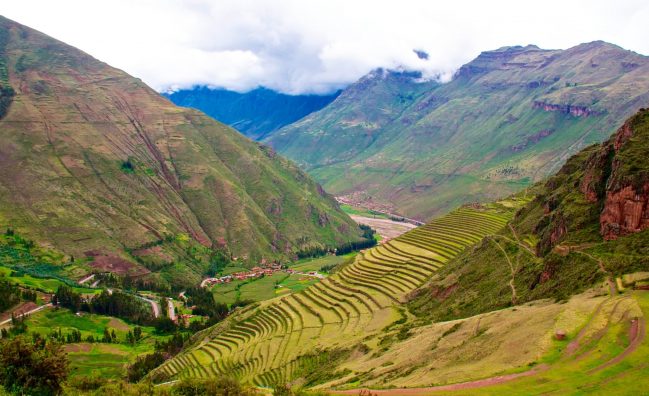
[340,204,390,219]
[276,274,319,294]
[0,266,97,294]
[19,308,168,379]
[211,272,323,305]
[288,253,355,272]
[154,203,517,385]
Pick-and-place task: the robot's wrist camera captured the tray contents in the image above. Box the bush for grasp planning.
[127,351,166,383]
[0,336,68,395]
[171,377,254,396]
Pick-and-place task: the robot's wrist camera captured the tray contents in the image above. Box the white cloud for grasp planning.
[2,0,649,94]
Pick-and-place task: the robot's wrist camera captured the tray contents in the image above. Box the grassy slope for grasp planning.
[0,16,363,287]
[408,109,649,323]
[154,110,649,392]
[268,43,649,220]
[151,201,517,385]
[20,308,167,379]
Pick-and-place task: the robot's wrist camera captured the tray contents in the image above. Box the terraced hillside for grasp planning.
[153,202,518,384]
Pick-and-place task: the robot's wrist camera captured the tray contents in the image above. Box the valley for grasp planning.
[0,6,649,396]
[267,43,649,221]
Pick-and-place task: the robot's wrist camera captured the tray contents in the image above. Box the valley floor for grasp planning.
[348,215,417,242]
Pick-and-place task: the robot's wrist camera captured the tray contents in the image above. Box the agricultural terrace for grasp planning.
[152,202,519,385]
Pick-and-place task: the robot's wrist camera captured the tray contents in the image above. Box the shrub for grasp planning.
[0,336,68,395]
[171,377,254,396]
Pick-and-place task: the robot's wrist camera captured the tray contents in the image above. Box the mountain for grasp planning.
[0,16,363,288]
[156,109,649,392]
[267,42,649,221]
[165,86,339,140]
[409,107,649,321]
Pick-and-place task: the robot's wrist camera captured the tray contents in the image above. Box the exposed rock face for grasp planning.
[510,129,554,152]
[533,101,600,117]
[601,184,649,240]
[594,109,649,240]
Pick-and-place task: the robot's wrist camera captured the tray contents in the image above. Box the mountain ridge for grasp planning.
[0,15,363,288]
[165,86,340,140]
[267,40,649,221]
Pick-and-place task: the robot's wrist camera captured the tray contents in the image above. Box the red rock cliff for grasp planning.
[601,184,649,240]
[598,111,649,240]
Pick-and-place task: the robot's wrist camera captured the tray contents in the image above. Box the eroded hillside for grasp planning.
[0,16,363,288]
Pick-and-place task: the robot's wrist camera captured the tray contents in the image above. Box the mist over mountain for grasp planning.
[267,41,649,220]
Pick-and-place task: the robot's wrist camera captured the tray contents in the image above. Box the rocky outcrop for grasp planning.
[601,184,649,240]
[510,129,554,152]
[579,145,613,203]
[533,101,601,117]
[596,109,649,240]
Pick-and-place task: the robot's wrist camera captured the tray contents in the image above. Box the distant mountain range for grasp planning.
[165,87,339,140]
[266,42,649,220]
[0,16,363,288]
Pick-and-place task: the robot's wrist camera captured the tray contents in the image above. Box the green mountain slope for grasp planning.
[267,43,649,220]
[0,16,363,287]
[158,109,649,393]
[165,87,339,140]
[409,108,649,322]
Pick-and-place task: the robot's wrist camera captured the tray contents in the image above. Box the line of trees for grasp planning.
[53,286,154,325]
[0,279,21,312]
[296,224,378,259]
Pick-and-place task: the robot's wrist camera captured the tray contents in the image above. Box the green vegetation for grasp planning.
[0,15,365,291]
[0,336,68,395]
[288,254,352,273]
[153,203,515,386]
[409,110,649,322]
[54,286,154,325]
[210,272,320,305]
[340,204,389,219]
[267,43,649,221]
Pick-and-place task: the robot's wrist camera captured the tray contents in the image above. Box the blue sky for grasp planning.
[3,0,649,94]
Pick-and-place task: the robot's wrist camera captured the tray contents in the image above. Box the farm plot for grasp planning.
[153,204,515,385]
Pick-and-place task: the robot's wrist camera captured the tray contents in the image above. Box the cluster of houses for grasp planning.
[200,262,325,288]
[201,262,285,287]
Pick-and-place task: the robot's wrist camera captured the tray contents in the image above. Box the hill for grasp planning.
[165,86,339,140]
[156,109,649,393]
[0,16,363,289]
[267,42,649,221]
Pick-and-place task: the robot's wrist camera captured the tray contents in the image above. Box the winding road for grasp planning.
[0,303,53,326]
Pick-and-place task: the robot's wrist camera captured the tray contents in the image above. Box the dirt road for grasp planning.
[0,303,53,326]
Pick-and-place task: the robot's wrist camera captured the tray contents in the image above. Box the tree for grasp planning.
[133,326,142,341]
[0,336,68,395]
[154,317,177,334]
[102,327,112,343]
[126,351,166,383]
[172,377,254,396]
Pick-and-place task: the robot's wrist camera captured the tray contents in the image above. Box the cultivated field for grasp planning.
[153,202,518,385]
[349,215,417,241]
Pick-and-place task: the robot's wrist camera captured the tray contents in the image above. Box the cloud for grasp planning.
[3,0,649,94]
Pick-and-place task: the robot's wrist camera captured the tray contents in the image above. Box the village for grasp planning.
[200,261,324,288]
